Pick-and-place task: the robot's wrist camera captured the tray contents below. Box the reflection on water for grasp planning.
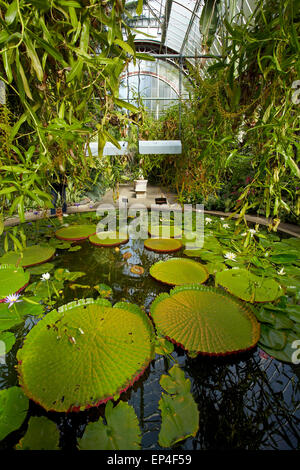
[0,238,299,450]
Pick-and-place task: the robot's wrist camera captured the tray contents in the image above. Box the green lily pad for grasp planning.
[0,245,55,268]
[0,265,30,301]
[259,324,287,351]
[0,331,16,354]
[17,299,155,412]
[215,268,283,302]
[0,387,29,441]
[150,285,260,357]
[94,284,113,298]
[150,258,209,286]
[158,365,199,448]
[89,232,128,247]
[144,238,182,253]
[148,225,182,239]
[55,225,97,241]
[16,416,60,450]
[259,331,299,363]
[78,401,141,450]
[0,304,24,331]
[26,263,55,275]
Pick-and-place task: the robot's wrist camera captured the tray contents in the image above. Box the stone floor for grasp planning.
[3,184,300,238]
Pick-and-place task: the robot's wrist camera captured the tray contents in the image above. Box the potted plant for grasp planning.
[133,157,148,197]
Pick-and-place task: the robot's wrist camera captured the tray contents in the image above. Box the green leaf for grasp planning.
[0,331,16,354]
[150,258,208,286]
[78,401,141,450]
[16,416,60,450]
[5,0,18,25]
[114,38,134,56]
[158,365,199,448]
[0,387,29,441]
[17,300,155,412]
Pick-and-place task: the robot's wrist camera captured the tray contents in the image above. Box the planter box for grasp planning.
[134,179,148,192]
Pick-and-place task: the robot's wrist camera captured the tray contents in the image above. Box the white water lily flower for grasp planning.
[41,272,50,281]
[277,268,286,276]
[205,217,212,224]
[223,224,230,229]
[224,252,237,261]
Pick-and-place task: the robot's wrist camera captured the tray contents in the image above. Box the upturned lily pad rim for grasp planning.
[55,225,97,241]
[89,232,129,247]
[150,284,261,357]
[149,258,209,286]
[144,238,183,253]
[17,298,155,412]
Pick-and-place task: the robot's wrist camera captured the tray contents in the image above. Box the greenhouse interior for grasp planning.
[0,0,299,452]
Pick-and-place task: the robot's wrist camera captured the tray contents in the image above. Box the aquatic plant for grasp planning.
[89,232,128,247]
[215,268,283,302]
[55,225,97,241]
[150,258,208,286]
[0,265,30,302]
[0,245,55,268]
[150,285,260,357]
[144,238,182,253]
[0,387,29,441]
[17,299,155,412]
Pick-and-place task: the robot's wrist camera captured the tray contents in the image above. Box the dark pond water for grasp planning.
[0,225,300,450]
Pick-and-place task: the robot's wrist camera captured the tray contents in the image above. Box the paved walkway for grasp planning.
[3,184,300,238]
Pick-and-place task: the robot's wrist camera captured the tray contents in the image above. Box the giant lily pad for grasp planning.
[148,225,182,239]
[144,238,182,253]
[89,231,128,247]
[78,401,141,450]
[0,265,30,302]
[215,268,283,302]
[0,386,29,441]
[0,245,55,268]
[55,225,97,241]
[17,299,155,412]
[150,258,208,286]
[150,285,260,357]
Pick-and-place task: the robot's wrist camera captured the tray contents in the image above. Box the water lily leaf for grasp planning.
[159,364,190,395]
[150,258,208,286]
[0,265,30,301]
[215,268,283,302]
[54,268,85,282]
[269,253,299,265]
[93,284,112,298]
[148,225,182,239]
[144,238,182,253]
[26,263,55,275]
[158,365,199,448]
[16,416,60,450]
[89,231,128,247]
[150,285,260,357]
[17,299,155,412]
[68,245,82,252]
[0,387,29,441]
[0,304,24,331]
[204,262,226,275]
[0,331,16,354]
[78,401,141,450]
[0,245,55,268]
[55,225,97,241]
[259,331,299,363]
[255,306,294,330]
[259,324,287,350]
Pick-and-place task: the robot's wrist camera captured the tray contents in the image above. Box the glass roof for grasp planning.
[125,0,257,58]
